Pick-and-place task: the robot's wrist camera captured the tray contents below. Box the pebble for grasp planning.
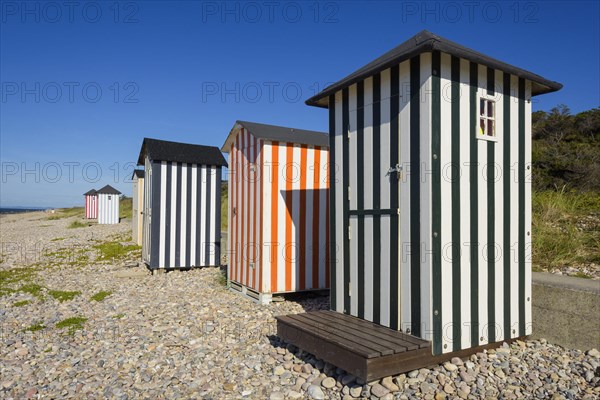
[1,213,598,400]
[381,376,399,391]
[370,383,390,398]
[443,362,458,372]
[349,385,362,397]
[15,348,29,356]
[269,392,284,400]
[321,377,336,389]
[306,385,325,400]
[451,357,464,365]
[587,349,599,358]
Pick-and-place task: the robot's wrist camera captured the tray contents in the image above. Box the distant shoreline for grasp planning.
[0,208,49,215]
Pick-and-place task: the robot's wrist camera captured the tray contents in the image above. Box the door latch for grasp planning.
[386,164,402,177]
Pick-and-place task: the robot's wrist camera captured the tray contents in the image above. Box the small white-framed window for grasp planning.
[478,95,497,141]
[108,195,112,200]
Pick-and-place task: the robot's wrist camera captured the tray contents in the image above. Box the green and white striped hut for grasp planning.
[306,30,562,355]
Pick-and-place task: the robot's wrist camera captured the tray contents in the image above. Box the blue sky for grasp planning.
[1,0,598,207]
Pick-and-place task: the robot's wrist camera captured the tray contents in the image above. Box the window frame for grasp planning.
[477,93,498,142]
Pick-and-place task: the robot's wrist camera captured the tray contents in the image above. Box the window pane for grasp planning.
[480,99,485,116]
[487,100,494,118]
[488,120,494,136]
[480,118,486,135]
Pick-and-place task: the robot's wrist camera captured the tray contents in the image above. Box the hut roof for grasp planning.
[306,30,563,108]
[138,138,227,167]
[221,120,329,152]
[97,185,121,195]
[83,189,97,196]
[132,169,145,179]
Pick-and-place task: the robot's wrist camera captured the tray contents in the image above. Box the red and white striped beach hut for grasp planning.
[222,121,330,304]
[84,189,98,219]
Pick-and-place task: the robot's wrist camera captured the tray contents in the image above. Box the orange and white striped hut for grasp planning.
[222,121,330,304]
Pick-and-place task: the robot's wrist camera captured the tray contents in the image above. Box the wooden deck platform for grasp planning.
[276,310,431,381]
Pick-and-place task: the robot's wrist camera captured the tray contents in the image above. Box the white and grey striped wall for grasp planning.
[142,157,222,269]
[327,51,533,356]
[98,193,120,224]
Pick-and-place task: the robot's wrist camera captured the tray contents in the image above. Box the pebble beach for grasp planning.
[1,211,599,399]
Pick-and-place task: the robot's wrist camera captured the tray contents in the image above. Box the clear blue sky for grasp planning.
[1,1,598,207]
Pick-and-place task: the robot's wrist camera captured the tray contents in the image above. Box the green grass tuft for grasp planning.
[13,300,32,307]
[93,241,140,261]
[56,316,87,335]
[23,322,46,333]
[19,283,44,297]
[533,190,600,270]
[50,237,65,242]
[112,313,126,319]
[68,220,88,229]
[49,290,81,302]
[90,291,112,302]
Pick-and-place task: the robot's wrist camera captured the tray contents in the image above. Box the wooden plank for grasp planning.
[278,315,379,359]
[277,318,368,378]
[297,312,399,355]
[307,311,413,353]
[322,310,430,349]
[366,347,432,381]
[286,314,385,357]
[277,312,522,382]
[320,311,421,351]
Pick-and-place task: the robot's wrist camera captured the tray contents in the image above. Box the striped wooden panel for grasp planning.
[329,52,533,355]
[228,128,330,294]
[147,160,221,269]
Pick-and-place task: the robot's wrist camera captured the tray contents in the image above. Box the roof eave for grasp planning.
[221,122,244,153]
[306,34,563,107]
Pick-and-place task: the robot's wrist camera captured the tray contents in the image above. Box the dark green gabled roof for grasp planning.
[306,30,562,108]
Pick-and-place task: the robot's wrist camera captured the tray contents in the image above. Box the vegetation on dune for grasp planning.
[68,220,88,229]
[531,107,600,275]
[532,106,599,192]
[221,182,228,230]
[47,207,84,220]
[13,300,32,307]
[532,190,600,272]
[120,196,133,219]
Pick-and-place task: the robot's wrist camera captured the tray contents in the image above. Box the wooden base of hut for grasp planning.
[276,310,521,382]
[229,281,274,305]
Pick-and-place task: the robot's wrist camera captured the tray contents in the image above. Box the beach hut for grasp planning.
[132,170,145,246]
[137,138,227,270]
[277,30,562,379]
[221,121,330,304]
[84,189,98,219]
[97,185,121,224]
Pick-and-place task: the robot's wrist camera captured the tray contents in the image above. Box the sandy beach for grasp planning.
[0,211,598,399]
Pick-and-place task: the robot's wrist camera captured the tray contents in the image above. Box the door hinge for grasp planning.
[348,186,351,201]
[348,225,352,240]
[348,282,352,296]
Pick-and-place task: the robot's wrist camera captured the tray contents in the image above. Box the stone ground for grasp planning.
[1,211,599,399]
